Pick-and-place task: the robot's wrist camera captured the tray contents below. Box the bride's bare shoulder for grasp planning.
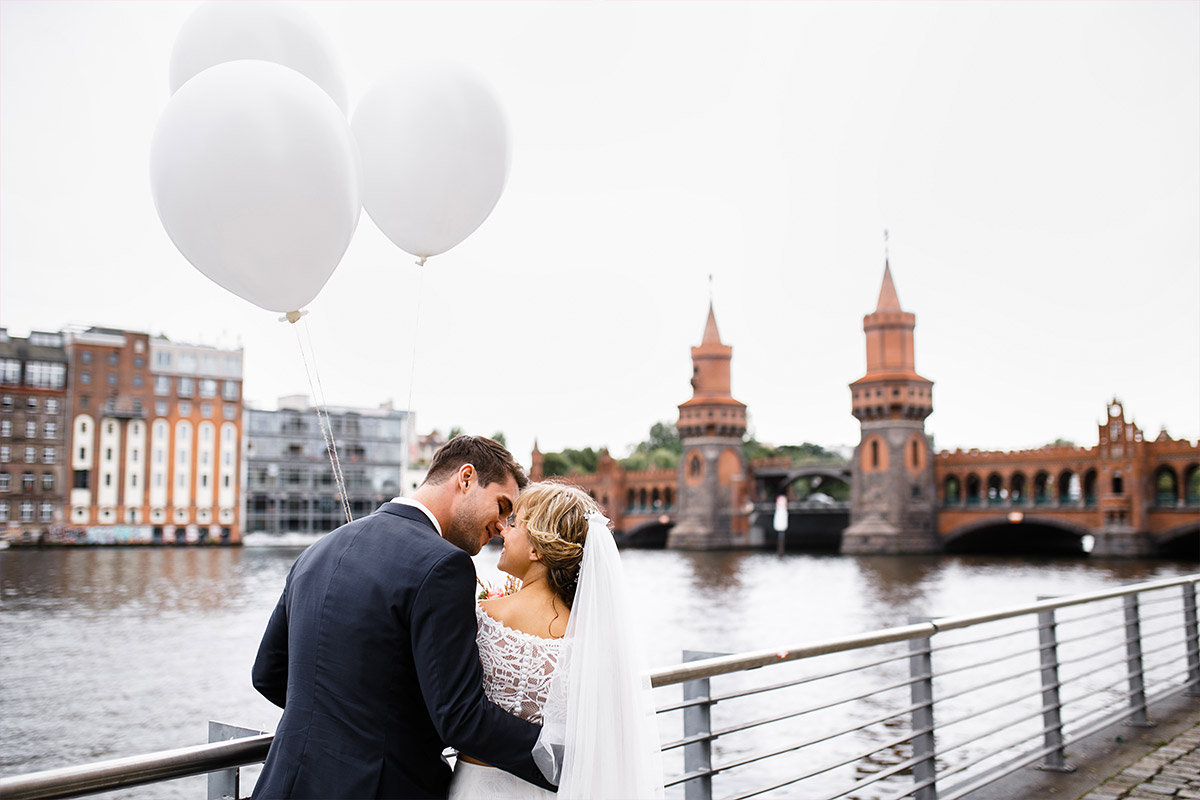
[480,593,568,640]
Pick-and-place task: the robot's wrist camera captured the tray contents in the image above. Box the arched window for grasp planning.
[986,473,1004,505]
[1155,466,1178,506]
[1033,472,1050,505]
[627,489,636,510]
[1186,465,1200,505]
[943,475,960,505]
[965,473,981,506]
[1058,470,1079,504]
[664,487,673,509]
[1112,472,1124,495]
[1083,470,1098,506]
[639,488,648,509]
[870,440,880,468]
[911,439,920,468]
[689,454,702,477]
[1010,472,1026,504]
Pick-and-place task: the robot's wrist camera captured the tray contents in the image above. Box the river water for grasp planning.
[1,544,1193,799]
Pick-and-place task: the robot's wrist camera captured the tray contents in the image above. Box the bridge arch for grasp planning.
[777,467,851,502]
[943,515,1093,555]
[1153,519,1199,558]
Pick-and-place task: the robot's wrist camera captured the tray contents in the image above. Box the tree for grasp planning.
[490,431,506,447]
[621,421,682,470]
[541,447,601,476]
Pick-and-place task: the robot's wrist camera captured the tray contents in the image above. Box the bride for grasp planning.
[449,481,663,800]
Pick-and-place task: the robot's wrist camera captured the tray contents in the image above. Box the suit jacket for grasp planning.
[250,503,552,799]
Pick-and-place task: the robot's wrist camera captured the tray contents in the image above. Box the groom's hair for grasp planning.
[424,435,529,490]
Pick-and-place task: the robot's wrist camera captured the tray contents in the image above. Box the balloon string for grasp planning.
[293,321,353,525]
[406,266,425,436]
[304,318,353,525]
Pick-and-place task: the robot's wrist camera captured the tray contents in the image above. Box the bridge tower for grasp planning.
[842,262,940,553]
[668,304,752,549]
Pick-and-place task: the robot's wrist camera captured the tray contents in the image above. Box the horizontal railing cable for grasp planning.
[2,573,1194,800]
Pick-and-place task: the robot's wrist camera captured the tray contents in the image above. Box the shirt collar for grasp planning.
[389,496,442,536]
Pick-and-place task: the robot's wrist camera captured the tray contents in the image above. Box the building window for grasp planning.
[133,373,143,388]
[44,422,57,439]
[46,399,58,415]
[223,381,239,401]
[24,446,36,463]
[152,401,167,417]
[39,502,52,522]
[104,474,112,487]
[202,403,212,418]
[19,501,33,522]
[106,373,117,386]
[42,447,56,464]
[0,420,9,437]
[41,473,53,491]
[1,396,11,411]
[154,375,171,396]
[223,404,237,419]
[0,501,7,520]
[81,351,92,364]
[80,396,89,408]
[105,448,113,461]
[108,352,118,366]
[22,473,34,491]
[200,379,218,398]
[0,446,9,462]
[73,470,89,489]
[178,377,195,398]
[0,359,20,384]
[81,371,91,384]
[134,356,144,368]
[0,473,7,491]
[26,397,36,410]
[179,401,191,416]
[25,361,66,389]
[26,421,36,437]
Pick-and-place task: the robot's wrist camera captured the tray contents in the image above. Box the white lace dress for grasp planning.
[448,604,562,800]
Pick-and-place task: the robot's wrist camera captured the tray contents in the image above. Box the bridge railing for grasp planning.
[1,574,1196,800]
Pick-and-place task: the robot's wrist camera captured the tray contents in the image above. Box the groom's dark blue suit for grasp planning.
[250,502,550,799]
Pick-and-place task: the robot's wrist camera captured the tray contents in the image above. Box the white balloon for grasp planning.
[352,63,511,261]
[150,60,361,314]
[169,1,348,113]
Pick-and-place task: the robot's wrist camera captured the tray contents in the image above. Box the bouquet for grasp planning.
[477,574,522,601]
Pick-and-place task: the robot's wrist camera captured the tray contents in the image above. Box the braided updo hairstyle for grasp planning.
[516,481,600,609]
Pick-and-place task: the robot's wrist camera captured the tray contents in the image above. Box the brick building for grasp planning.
[0,329,69,542]
[63,326,244,544]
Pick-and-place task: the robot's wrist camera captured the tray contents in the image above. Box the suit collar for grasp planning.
[377,502,441,535]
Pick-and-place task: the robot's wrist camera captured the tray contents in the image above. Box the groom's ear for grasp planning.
[457,464,475,492]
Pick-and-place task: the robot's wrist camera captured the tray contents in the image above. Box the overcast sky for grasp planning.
[1,1,1197,468]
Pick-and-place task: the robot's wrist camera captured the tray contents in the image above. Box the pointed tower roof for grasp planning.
[875,261,902,312]
[701,303,723,345]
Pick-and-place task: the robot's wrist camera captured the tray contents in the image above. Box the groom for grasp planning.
[251,435,554,799]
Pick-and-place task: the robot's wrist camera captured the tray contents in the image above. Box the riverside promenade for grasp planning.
[965,693,1200,800]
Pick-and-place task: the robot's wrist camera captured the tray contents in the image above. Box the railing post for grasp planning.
[1122,595,1155,728]
[682,650,720,800]
[208,721,263,800]
[1184,583,1200,696]
[1035,598,1074,772]
[908,617,937,800]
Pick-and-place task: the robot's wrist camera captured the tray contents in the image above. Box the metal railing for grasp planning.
[2,574,1196,800]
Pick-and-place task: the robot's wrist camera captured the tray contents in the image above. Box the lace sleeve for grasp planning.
[474,605,563,725]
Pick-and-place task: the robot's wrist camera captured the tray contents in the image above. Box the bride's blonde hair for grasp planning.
[516,481,600,609]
